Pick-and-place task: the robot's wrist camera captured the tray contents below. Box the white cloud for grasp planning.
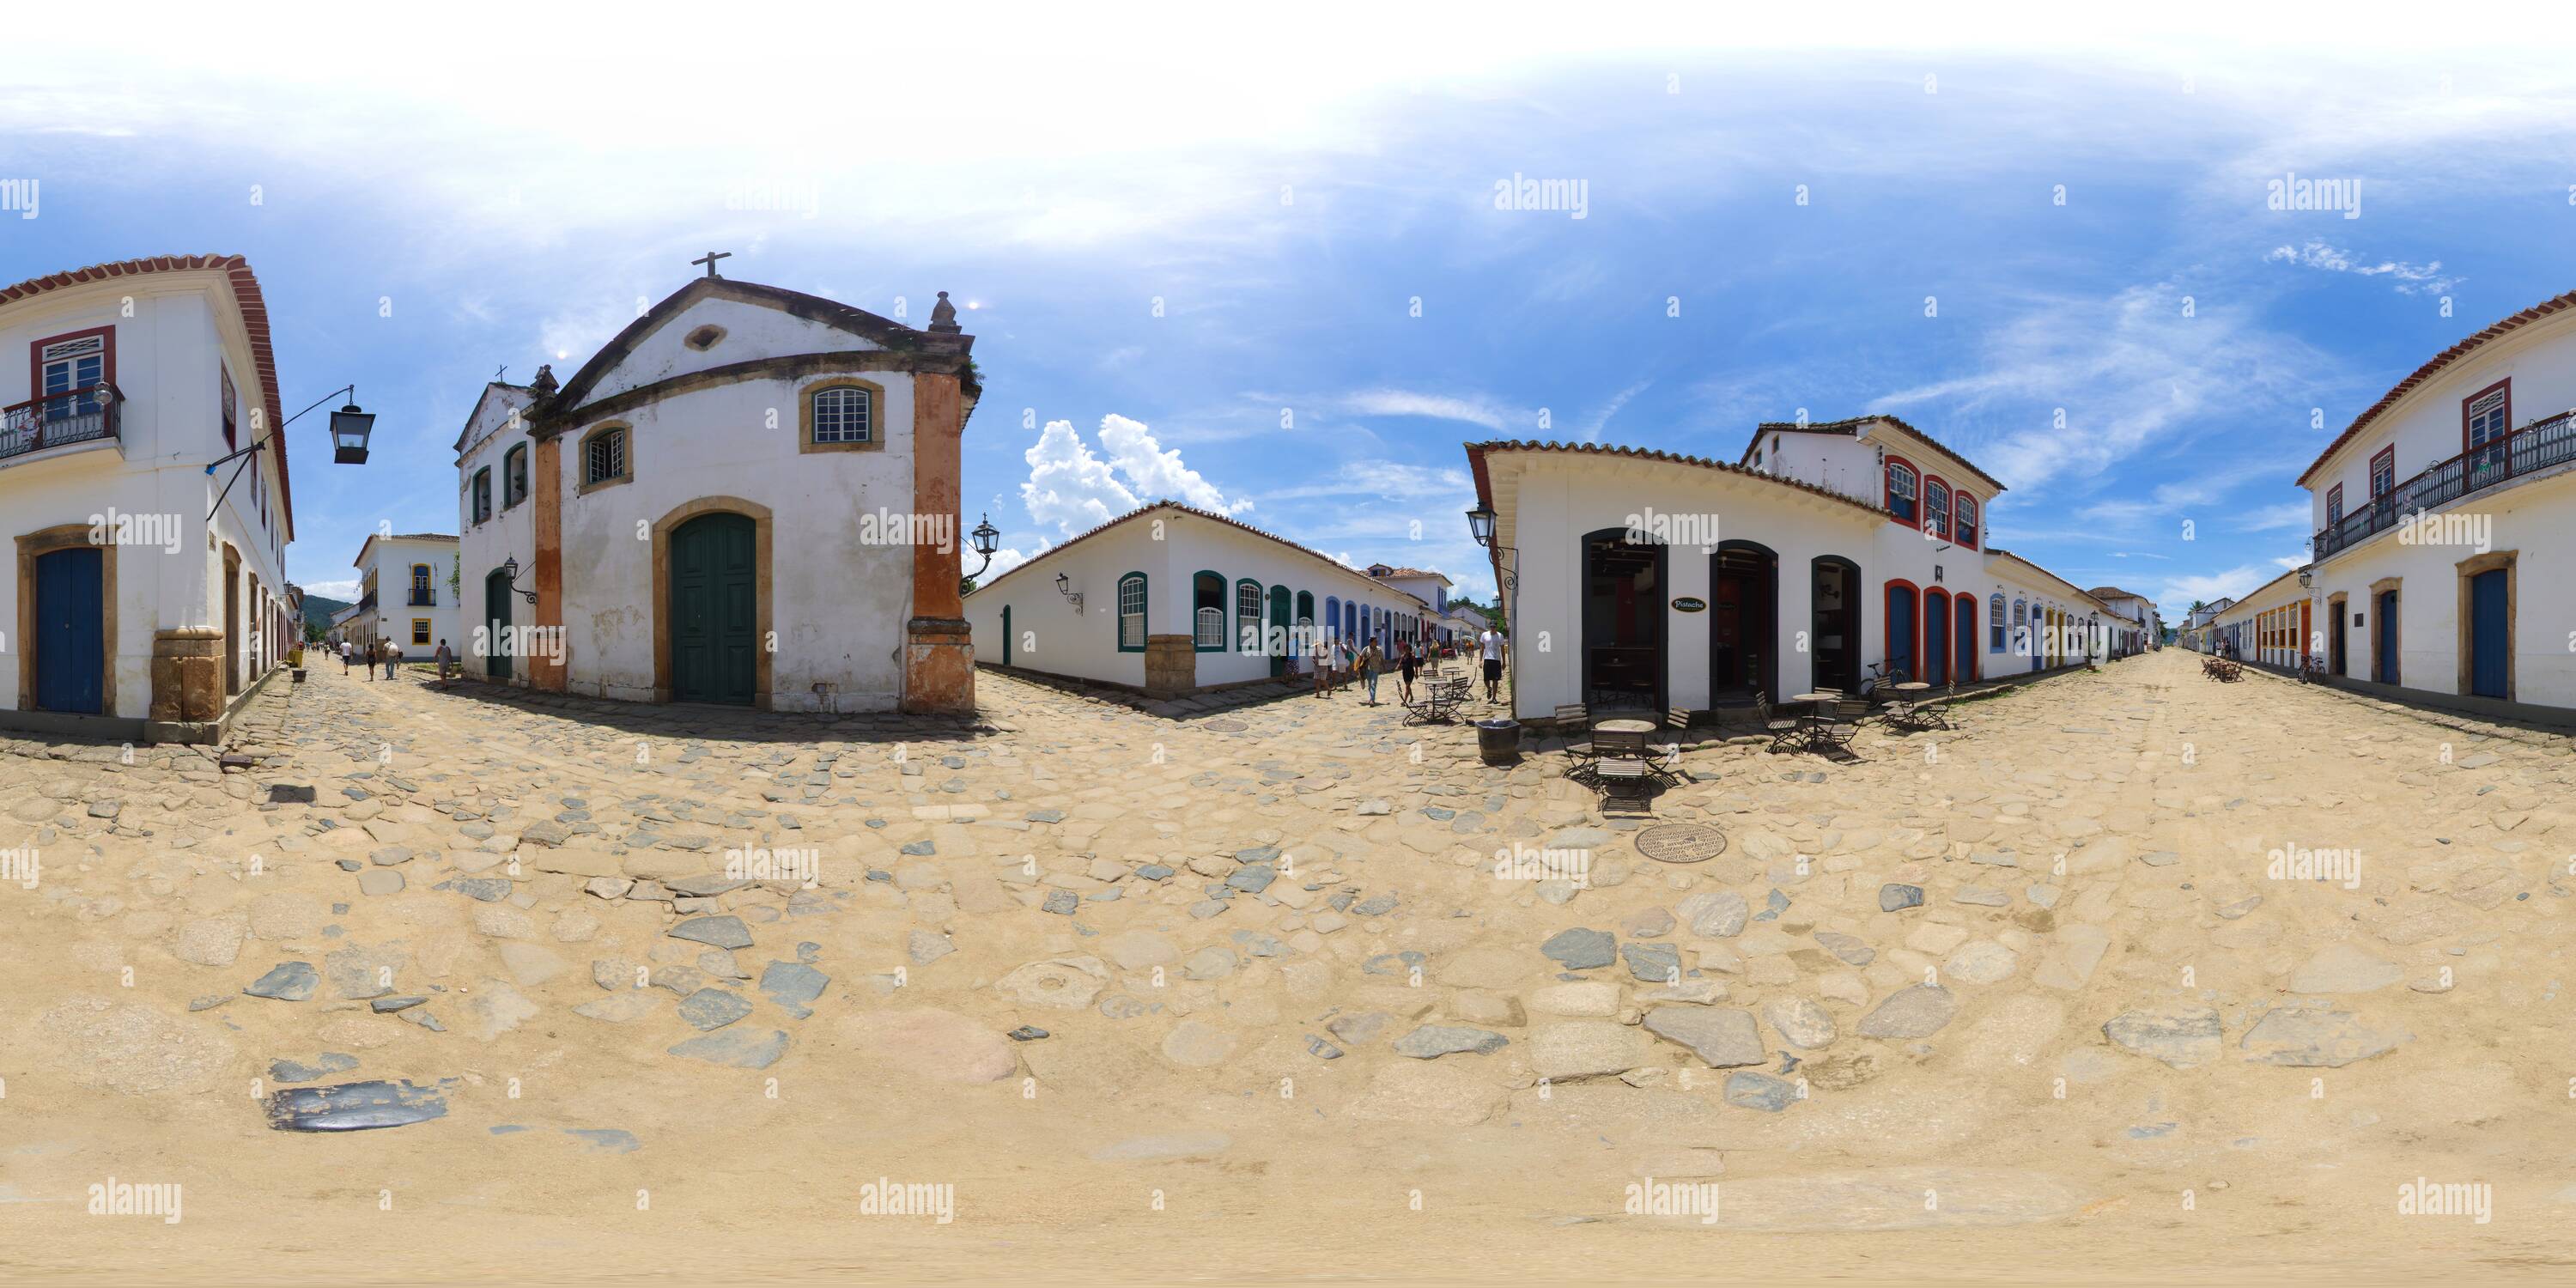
[1341,389,1518,432]
[1018,415,1246,538]
[1020,419,1139,537]
[2157,560,2300,607]
[2236,500,2316,532]
[1575,380,1649,444]
[1095,414,1246,514]
[299,579,360,601]
[2265,240,2459,295]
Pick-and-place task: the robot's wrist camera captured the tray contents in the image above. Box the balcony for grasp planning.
[2313,409,2576,561]
[1,384,123,463]
[407,590,436,607]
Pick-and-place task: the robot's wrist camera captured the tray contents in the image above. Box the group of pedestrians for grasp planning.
[332,637,421,681]
[1300,629,1508,707]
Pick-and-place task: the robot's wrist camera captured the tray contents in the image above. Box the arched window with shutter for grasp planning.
[1116,572,1147,653]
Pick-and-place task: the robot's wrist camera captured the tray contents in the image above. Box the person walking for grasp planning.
[1310,635,1331,697]
[382,639,398,680]
[338,640,352,675]
[1356,637,1383,706]
[1394,640,1418,705]
[434,638,455,684]
[1478,626,1507,703]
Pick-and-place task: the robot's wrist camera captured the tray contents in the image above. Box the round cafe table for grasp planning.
[1594,719,1656,734]
[1893,682,1930,691]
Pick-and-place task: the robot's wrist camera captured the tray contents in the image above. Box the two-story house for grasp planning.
[0,254,297,742]
[2302,289,2576,711]
[1461,416,2107,720]
[350,533,459,661]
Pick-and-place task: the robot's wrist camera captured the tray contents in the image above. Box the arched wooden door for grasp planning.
[669,512,758,703]
[484,568,513,680]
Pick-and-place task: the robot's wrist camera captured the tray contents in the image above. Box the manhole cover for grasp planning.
[1202,718,1249,732]
[1636,823,1728,864]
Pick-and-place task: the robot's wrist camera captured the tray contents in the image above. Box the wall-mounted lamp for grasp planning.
[1055,572,1083,613]
[967,513,999,579]
[500,556,539,605]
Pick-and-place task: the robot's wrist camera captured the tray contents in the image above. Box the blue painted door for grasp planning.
[1884,586,1915,682]
[1001,605,1012,665]
[1922,593,1949,686]
[1947,600,1968,685]
[2375,590,2399,684]
[35,547,105,714]
[2470,569,2508,698]
[1268,586,1291,677]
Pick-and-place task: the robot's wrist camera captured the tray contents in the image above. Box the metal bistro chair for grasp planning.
[1752,690,1804,753]
[1806,697,1871,754]
[1554,703,1595,771]
[1586,725,1657,805]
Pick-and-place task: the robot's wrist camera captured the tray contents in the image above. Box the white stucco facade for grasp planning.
[454,382,539,683]
[1471,428,2108,722]
[964,503,1433,696]
[481,276,981,714]
[2301,294,2576,709]
[0,256,297,738]
[351,533,460,661]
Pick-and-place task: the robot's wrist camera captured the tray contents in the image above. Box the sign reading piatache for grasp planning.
[1670,597,1708,613]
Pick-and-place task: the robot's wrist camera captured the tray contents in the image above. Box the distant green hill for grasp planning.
[301,594,351,634]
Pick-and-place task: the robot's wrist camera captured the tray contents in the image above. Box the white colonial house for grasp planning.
[2179,597,2233,653]
[350,532,459,660]
[964,501,1433,698]
[2301,289,2576,713]
[1363,563,1454,644]
[1467,418,2105,722]
[453,380,538,683]
[2208,568,2306,670]
[0,254,299,742]
[458,269,981,714]
[2086,586,2160,659]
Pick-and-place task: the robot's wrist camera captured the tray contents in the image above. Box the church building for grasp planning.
[454,264,981,714]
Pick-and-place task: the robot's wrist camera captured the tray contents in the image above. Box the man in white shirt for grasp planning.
[1478,628,1507,703]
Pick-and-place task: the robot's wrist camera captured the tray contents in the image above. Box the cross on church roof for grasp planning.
[692,250,732,279]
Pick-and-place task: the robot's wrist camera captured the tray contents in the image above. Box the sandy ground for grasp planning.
[2,649,2571,1285]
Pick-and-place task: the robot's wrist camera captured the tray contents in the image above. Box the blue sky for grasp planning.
[10,11,2574,621]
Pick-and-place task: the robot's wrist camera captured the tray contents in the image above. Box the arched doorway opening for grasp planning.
[1922,590,1951,686]
[484,568,514,680]
[668,511,758,703]
[1710,540,1777,702]
[1883,580,1919,683]
[1810,556,1861,695]
[1582,527,1665,712]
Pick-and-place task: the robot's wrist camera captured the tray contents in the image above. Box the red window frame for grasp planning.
[1883,456,1920,527]
[2368,446,2396,498]
[31,325,116,407]
[2325,483,2342,525]
[1922,474,1952,540]
[1953,490,1978,549]
[2461,377,2511,462]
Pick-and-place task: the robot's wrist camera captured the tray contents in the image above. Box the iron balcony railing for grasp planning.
[407,590,436,606]
[2313,409,2576,561]
[0,383,123,461]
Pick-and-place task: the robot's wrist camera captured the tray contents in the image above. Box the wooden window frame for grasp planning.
[2368,445,2396,499]
[799,377,889,454]
[2325,483,2343,526]
[2462,378,2511,463]
[472,467,493,524]
[1921,475,1953,541]
[578,422,635,495]
[1883,456,1919,527]
[1953,491,1978,549]
[503,443,530,508]
[1116,571,1148,653]
[411,618,431,647]
[1235,578,1263,653]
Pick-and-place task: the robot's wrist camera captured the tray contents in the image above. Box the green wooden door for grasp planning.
[484,568,513,680]
[671,512,757,704]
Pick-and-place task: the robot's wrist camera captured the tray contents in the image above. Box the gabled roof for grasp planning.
[353,532,459,570]
[453,380,534,455]
[2299,287,2576,487]
[1468,439,1893,520]
[540,276,973,423]
[0,254,293,538]
[1741,414,2009,495]
[1367,566,1453,586]
[968,501,1431,611]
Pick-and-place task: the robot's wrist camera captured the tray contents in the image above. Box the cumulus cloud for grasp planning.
[299,578,361,600]
[2266,240,2460,295]
[1018,415,1247,538]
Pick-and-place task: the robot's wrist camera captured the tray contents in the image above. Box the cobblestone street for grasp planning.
[4,650,2572,1280]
